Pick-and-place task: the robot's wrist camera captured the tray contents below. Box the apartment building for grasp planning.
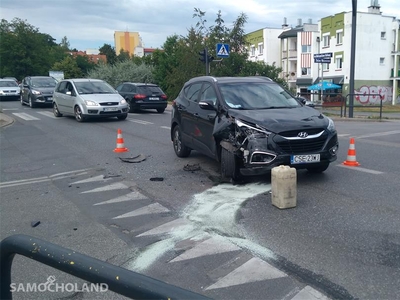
[246,28,281,65]
[114,31,141,57]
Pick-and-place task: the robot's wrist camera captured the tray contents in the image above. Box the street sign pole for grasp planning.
[321,62,324,102]
[205,47,209,76]
[349,0,357,118]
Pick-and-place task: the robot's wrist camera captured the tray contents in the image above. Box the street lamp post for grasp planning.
[349,0,357,118]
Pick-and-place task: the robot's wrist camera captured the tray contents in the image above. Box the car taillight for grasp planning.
[134,94,146,99]
[161,94,167,100]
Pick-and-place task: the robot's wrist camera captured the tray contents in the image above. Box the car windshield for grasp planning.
[0,80,18,87]
[75,81,117,94]
[219,82,300,110]
[31,78,57,88]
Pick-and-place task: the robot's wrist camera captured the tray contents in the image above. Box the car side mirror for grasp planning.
[199,100,216,111]
[296,97,306,105]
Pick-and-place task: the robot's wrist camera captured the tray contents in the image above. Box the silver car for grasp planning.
[0,79,20,101]
[52,79,129,122]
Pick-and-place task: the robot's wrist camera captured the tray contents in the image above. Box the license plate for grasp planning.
[47,97,53,101]
[149,97,159,100]
[291,154,320,164]
[104,107,118,112]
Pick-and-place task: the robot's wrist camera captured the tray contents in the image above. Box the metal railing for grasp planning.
[344,93,384,119]
[0,234,212,300]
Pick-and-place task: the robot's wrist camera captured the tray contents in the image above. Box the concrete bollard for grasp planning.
[271,165,297,209]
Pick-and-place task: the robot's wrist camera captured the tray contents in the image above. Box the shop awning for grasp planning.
[296,78,313,85]
[313,76,344,85]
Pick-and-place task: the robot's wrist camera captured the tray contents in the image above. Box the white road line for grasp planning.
[160,126,170,130]
[205,257,287,290]
[356,130,400,139]
[36,111,57,119]
[0,169,92,189]
[94,191,148,205]
[137,218,189,237]
[128,119,153,125]
[71,175,112,185]
[113,203,170,219]
[2,108,19,111]
[81,182,128,193]
[12,112,40,120]
[337,164,383,174]
[338,134,351,137]
[291,286,330,300]
[170,237,240,263]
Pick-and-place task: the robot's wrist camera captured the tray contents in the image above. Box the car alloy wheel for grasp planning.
[172,125,191,157]
[53,103,62,117]
[74,105,85,122]
[29,95,36,108]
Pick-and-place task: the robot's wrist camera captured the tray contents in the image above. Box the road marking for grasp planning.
[113,203,170,219]
[81,182,128,193]
[12,112,40,120]
[291,286,329,300]
[2,108,18,111]
[160,126,170,130]
[338,134,351,137]
[337,164,383,174]
[94,191,148,205]
[0,169,92,189]
[36,111,57,119]
[356,130,400,139]
[205,257,287,290]
[170,237,240,262]
[128,119,153,125]
[71,175,112,185]
[137,218,189,237]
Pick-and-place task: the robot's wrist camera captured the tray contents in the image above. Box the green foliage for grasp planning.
[51,55,83,78]
[117,49,130,62]
[86,60,154,88]
[74,55,96,74]
[99,43,117,65]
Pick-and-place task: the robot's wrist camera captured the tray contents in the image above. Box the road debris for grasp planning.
[103,174,122,179]
[119,154,146,163]
[150,177,164,181]
[183,163,201,172]
[31,221,41,228]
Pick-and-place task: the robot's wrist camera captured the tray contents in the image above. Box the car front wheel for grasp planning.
[117,114,127,120]
[29,95,36,108]
[74,105,86,122]
[53,103,62,117]
[172,125,191,157]
[306,163,329,173]
[221,147,241,181]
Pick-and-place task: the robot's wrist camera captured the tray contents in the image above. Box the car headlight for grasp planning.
[120,99,127,105]
[84,100,99,106]
[0,91,4,95]
[32,90,41,95]
[327,117,336,132]
[235,119,271,135]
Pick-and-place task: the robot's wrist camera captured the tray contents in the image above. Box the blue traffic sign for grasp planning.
[314,58,331,63]
[314,52,333,59]
[216,43,230,58]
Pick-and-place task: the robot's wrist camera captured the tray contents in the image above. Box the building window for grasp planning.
[250,46,255,56]
[322,62,330,71]
[258,43,264,55]
[323,34,330,47]
[380,57,385,65]
[301,67,311,75]
[336,57,343,69]
[381,32,386,39]
[336,31,343,45]
[301,45,311,53]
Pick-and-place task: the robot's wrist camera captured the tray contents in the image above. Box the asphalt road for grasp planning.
[1,100,400,299]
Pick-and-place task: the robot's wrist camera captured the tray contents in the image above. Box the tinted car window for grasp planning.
[75,81,116,94]
[31,78,57,88]
[137,85,163,95]
[0,80,18,87]
[120,84,131,92]
[57,81,67,93]
[200,83,217,105]
[219,82,300,109]
[185,83,202,102]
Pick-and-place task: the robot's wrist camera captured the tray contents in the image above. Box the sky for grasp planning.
[1,0,399,51]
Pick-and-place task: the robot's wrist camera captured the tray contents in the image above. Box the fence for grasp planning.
[0,234,212,300]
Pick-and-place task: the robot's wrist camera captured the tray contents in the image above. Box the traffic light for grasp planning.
[199,49,207,63]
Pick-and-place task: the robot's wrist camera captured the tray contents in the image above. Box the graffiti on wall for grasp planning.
[354,85,393,104]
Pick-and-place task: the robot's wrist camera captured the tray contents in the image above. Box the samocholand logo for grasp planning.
[10,275,108,293]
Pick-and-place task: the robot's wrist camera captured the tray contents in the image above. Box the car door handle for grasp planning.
[193,113,199,117]
[207,114,215,120]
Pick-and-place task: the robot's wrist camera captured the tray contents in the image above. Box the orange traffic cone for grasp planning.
[343,137,360,166]
[113,129,129,153]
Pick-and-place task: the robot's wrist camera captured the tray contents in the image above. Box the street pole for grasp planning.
[205,47,209,76]
[349,0,357,118]
[321,62,324,102]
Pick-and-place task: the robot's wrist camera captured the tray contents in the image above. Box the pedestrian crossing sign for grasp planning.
[216,43,230,58]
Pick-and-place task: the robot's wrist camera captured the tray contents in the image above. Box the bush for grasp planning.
[86,60,154,87]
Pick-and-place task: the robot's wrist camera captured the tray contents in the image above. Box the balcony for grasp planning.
[282,51,288,59]
[390,68,400,78]
[282,71,297,82]
[288,50,297,59]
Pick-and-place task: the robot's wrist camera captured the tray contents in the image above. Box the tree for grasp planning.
[117,49,130,62]
[51,55,83,78]
[75,55,96,75]
[59,36,70,50]
[99,43,117,65]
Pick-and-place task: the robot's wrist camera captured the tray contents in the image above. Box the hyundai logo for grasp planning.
[298,132,308,138]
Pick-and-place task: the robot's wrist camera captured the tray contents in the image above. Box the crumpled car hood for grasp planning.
[227,106,327,133]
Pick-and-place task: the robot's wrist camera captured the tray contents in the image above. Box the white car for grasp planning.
[0,79,20,101]
[52,78,129,122]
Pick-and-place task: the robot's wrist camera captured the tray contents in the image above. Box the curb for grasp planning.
[0,112,14,128]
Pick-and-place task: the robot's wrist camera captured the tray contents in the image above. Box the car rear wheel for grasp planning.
[74,105,86,122]
[53,103,62,117]
[29,95,36,108]
[172,125,191,157]
[306,163,329,173]
[221,147,241,181]
[156,108,165,113]
[117,114,127,120]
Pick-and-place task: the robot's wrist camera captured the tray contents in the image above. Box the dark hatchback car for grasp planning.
[116,82,168,113]
[170,76,339,180]
[20,76,58,108]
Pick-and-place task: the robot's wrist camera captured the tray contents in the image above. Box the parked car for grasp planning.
[116,82,168,113]
[52,78,129,122]
[20,76,58,108]
[170,76,339,180]
[0,79,20,101]
[2,77,19,83]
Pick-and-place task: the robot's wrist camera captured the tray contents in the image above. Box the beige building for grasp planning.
[114,31,141,57]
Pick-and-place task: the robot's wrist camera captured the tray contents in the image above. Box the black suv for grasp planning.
[170,76,339,180]
[116,82,168,113]
[20,76,58,108]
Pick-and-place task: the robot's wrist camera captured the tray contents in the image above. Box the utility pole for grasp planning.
[349,0,357,118]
